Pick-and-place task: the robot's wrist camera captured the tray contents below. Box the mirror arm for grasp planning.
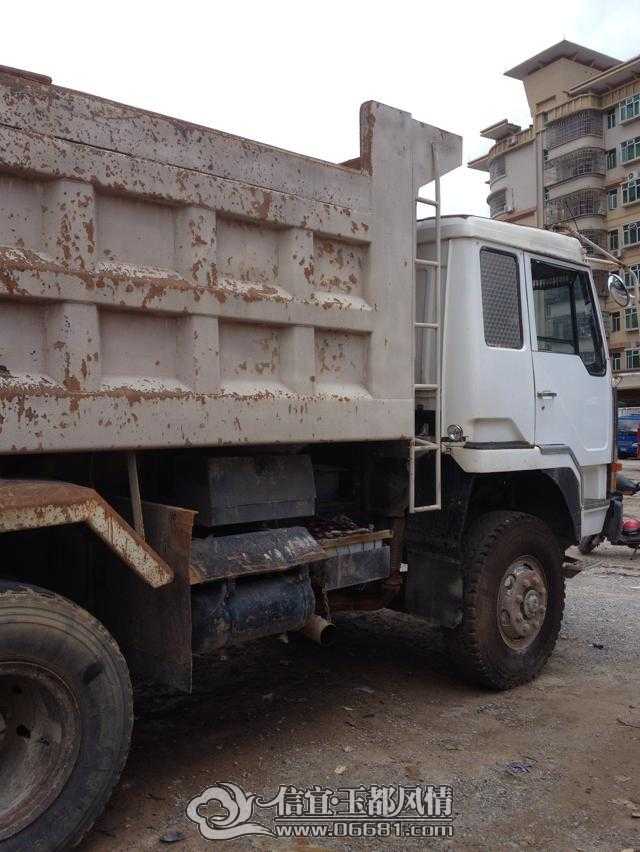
[562,225,639,308]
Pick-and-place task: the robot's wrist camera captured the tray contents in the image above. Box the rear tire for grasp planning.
[448,511,565,690]
[0,582,133,851]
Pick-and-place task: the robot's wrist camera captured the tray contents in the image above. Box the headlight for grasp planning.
[446,424,464,442]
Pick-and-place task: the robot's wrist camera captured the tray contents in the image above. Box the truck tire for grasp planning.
[0,582,133,851]
[449,511,565,690]
[578,534,601,555]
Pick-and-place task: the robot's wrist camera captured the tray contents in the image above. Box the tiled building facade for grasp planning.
[470,42,640,401]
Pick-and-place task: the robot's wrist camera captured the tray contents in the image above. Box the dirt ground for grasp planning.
[80,464,640,852]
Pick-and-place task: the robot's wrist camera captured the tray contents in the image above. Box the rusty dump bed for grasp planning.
[0,68,461,454]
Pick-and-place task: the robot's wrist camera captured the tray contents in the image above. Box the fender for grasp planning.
[0,479,172,588]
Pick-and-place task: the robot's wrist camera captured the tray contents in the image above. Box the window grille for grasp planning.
[621,94,640,123]
[625,307,639,330]
[544,147,605,183]
[479,249,523,349]
[581,230,607,254]
[545,111,602,149]
[627,349,640,370]
[624,265,640,289]
[544,189,605,225]
[621,136,640,164]
[622,177,640,204]
[489,156,506,181]
[488,189,507,218]
[623,220,640,247]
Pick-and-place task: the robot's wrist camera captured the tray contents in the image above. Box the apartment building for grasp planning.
[470,41,640,402]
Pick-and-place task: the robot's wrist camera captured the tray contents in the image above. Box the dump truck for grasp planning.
[0,64,615,850]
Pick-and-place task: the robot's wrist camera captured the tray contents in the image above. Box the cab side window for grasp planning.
[531,259,606,376]
[480,248,523,349]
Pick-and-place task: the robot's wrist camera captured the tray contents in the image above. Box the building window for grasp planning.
[545,110,602,149]
[622,177,640,205]
[612,351,622,371]
[607,148,617,169]
[607,108,617,129]
[620,94,640,123]
[531,259,606,375]
[608,188,618,210]
[612,311,621,332]
[625,307,639,330]
[489,156,506,181]
[621,136,640,164]
[479,249,523,349]
[627,349,640,369]
[624,264,640,289]
[488,189,507,218]
[608,229,620,251]
[623,220,640,246]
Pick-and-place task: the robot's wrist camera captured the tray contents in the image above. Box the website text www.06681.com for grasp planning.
[186,782,455,841]
[272,821,454,839]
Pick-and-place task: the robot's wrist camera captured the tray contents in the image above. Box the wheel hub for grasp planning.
[0,662,81,841]
[497,558,548,651]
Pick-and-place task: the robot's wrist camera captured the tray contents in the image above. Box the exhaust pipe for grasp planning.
[300,614,337,646]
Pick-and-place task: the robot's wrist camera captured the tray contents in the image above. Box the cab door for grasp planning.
[525,256,612,468]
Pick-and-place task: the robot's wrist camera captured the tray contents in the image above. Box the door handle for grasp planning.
[537,390,558,399]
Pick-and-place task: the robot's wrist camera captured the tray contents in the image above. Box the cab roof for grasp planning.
[417,215,586,266]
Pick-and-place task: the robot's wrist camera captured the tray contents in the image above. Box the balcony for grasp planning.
[487,188,508,218]
[489,156,506,183]
[544,188,606,226]
[545,110,602,150]
[581,229,607,254]
[544,147,605,186]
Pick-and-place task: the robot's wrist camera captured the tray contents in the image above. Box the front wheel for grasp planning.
[447,511,565,690]
[0,582,133,851]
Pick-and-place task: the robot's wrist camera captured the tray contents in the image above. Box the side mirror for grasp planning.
[608,273,631,307]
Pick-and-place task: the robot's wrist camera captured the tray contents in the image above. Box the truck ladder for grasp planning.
[410,143,442,513]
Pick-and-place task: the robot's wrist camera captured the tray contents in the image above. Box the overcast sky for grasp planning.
[4,1,639,216]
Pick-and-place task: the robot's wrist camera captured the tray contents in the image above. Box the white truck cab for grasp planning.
[417,216,612,540]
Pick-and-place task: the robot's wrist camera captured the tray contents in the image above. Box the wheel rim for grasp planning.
[0,662,81,840]
[496,556,548,652]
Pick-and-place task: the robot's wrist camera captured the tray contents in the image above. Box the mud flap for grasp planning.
[100,499,195,693]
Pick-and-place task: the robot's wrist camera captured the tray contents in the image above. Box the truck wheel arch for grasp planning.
[404,459,579,629]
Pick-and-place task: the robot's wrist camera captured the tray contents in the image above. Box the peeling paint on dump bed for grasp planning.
[0,73,462,455]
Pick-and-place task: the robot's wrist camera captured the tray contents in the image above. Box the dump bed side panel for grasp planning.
[0,73,461,453]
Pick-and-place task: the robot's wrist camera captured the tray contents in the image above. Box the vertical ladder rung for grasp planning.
[410,142,442,514]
